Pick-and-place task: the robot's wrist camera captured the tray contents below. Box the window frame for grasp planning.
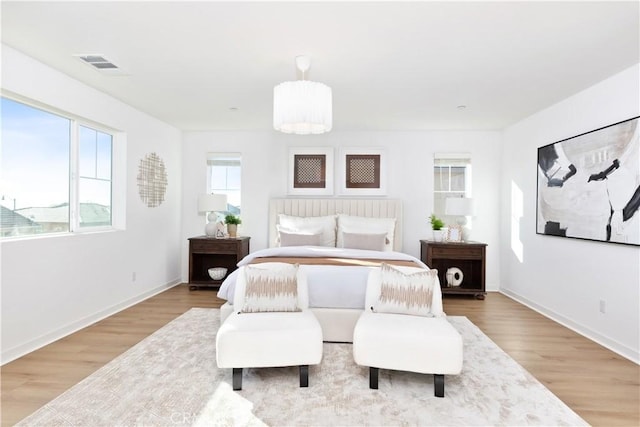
[72,122,114,232]
[206,152,241,223]
[433,153,473,226]
[1,94,120,240]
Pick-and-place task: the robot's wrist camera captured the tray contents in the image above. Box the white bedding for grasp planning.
[216,246,428,309]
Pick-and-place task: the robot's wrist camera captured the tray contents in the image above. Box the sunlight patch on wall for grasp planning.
[511,180,524,263]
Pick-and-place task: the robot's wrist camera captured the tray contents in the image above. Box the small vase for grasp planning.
[227,224,237,238]
[432,229,445,242]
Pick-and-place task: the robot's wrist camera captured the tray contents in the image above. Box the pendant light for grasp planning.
[273,55,332,135]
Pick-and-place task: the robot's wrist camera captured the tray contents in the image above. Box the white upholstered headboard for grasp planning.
[269,198,403,251]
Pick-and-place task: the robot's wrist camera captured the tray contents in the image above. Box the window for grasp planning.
[1,96,113,238]
[207,153,241,220]
[78,126,112,228]
[434,153,472,225]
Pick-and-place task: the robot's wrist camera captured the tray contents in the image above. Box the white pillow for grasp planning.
[371,263,440,317]
[365,265,443,317]
[278,214,337,247]
[337,214,396,251]
[342,231,387,251]
[234,263,310,310]
[277,227,323,247]
[240,264,301,313]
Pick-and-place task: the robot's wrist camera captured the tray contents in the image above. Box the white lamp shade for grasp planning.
[273,80,332,135]
[445,197,475,216]
[197,194,227,213]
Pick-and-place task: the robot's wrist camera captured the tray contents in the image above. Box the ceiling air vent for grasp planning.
[73,54,125,75]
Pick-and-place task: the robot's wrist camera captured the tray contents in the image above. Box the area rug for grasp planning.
[17,308,588,426]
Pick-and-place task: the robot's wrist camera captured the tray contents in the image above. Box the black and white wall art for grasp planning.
[537,116,640,246]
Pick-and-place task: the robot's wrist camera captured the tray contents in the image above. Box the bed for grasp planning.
[217,198,432,342]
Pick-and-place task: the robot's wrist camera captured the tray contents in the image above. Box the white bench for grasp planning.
[216,265,323,390]
[353,267,463,397]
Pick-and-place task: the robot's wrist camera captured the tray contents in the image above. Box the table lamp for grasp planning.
[445,197,474,241]
[198,194,228,237]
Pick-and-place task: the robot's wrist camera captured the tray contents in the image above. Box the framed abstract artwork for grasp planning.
[536,116,640,246]
[339,148,387,196]
[288,147,333,195]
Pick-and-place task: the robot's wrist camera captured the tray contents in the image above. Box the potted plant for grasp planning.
[224,214,242,238]
[429,214,446,242]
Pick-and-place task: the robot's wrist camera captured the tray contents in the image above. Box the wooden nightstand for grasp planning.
[420,240,487,299]
[188,236,250,290]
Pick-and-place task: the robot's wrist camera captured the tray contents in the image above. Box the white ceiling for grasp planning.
[2,1,639,131]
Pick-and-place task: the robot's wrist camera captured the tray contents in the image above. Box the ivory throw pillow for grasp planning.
[241,264,301,313]
[337,214,395,251]
[277,227,323,247]
[373,263,438,317]
[342,231,387,251]
[278,214,337,247]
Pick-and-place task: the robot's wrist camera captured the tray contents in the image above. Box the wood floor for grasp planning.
[2,285,639,426]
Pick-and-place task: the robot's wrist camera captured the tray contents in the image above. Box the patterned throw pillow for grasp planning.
[373,263,438,317]
[241,264,301,313]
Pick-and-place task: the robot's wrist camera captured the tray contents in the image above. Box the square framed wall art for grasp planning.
[339,147,387,196]
[536,116,639,246]
[288,147,334,195]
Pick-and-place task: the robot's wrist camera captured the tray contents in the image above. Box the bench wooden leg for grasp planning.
[300,365,309,387]
[434,374,444,397]
[370,367,379,389]
[233,368,242,390]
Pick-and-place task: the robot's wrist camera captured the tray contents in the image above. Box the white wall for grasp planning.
[181,130,502,290]
[500,63,640,362]
[1,45,183,363]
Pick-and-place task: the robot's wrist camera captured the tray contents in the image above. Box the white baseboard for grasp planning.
[1,279,181,365]
[500,289,639,365]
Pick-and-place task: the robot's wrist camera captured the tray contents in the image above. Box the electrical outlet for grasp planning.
[599,299,606,314]
[132,272,137,282]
